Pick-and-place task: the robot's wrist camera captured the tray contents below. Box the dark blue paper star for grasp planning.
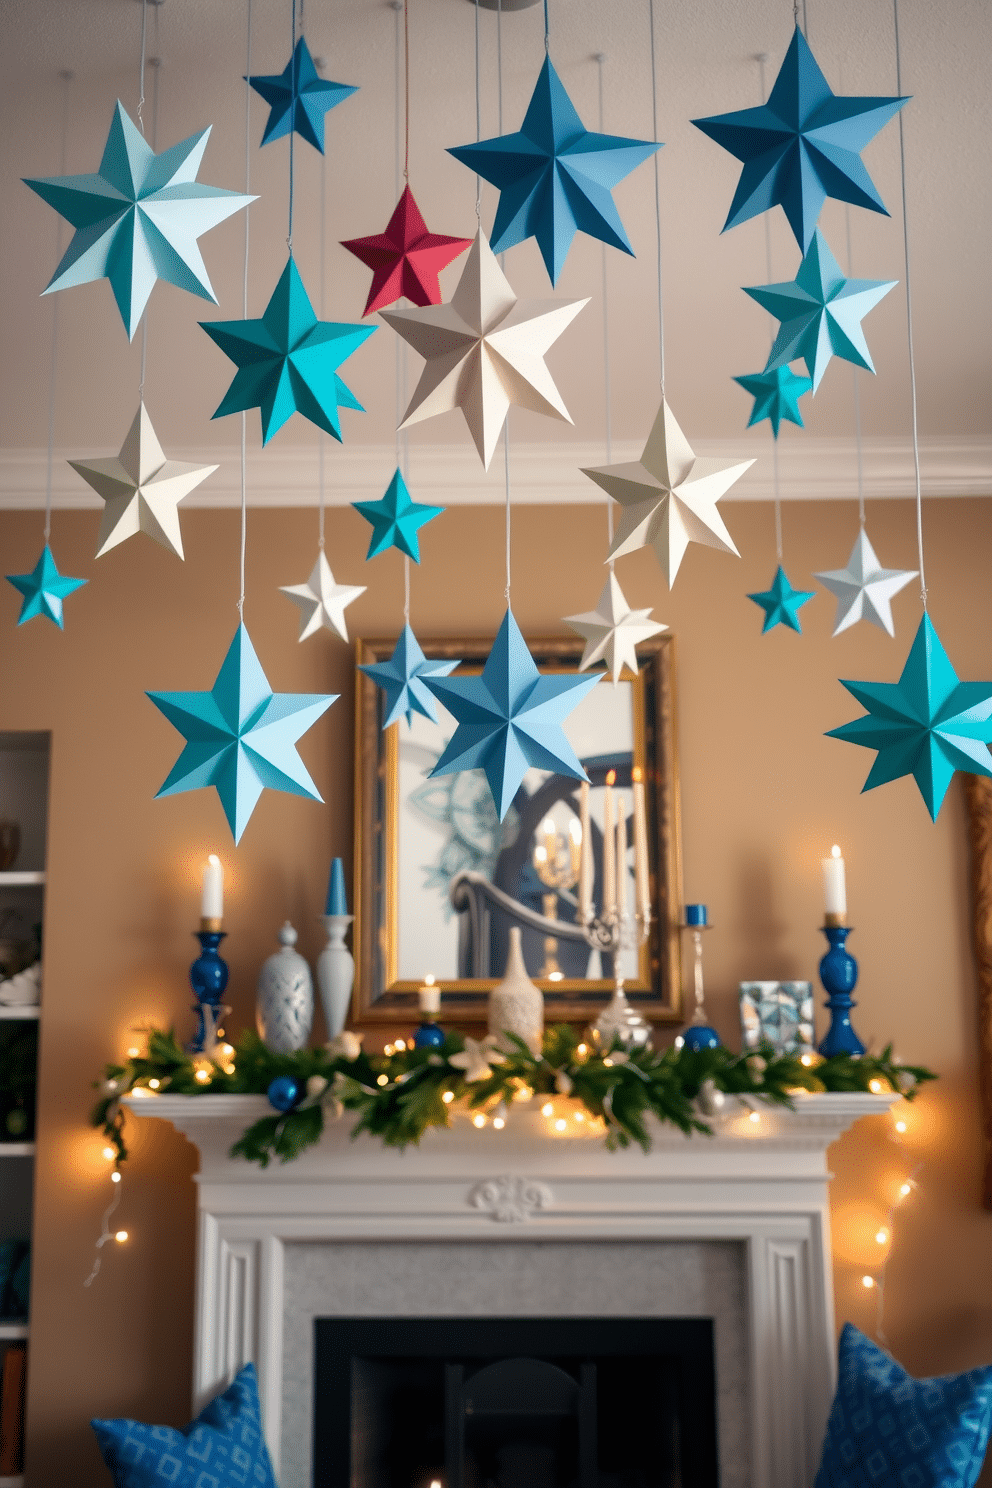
[359,625,459,730]
[247,37,357,153]
[352,470,444,563]
[734,366,812,436]
[747,565,815,634]
[6,544,87,629]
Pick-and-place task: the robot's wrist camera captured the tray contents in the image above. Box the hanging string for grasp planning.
[138,55,160,399]
[844,205,866,528]
[757,54,783,564]
[473,0,482,219]
[543,0,550,54]
[83,1173,124,1288]
[239,0,254,617]
[594,54,615,557]
[504,424,512,604]
[287,0,297,253]
[497,0,503,133]
[318,62,327,552]
[647,0,665,393]
[137,0,148,133]
[403,0,411,181]
[43,71,73,546]
[792,0,808,38]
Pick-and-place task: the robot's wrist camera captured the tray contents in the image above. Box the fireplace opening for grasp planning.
[313,1316,718,1488]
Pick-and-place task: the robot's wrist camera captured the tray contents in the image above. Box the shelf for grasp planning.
[0,1323,27,1340]
[0,1007,39,1020]
[0,1476,25,1487]
[0,872,44,886]
[0,1145,34,1158]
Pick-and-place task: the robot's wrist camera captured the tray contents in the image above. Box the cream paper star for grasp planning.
[279,550,365,642]
[815,527,917,637]
[564,571,667,684]
[381,230,588,469]
[581,398,753,588]
[69,404,217,560]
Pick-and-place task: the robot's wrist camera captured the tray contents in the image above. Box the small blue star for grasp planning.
[247,37,357,153]
[359,626,459,730]
[6,544,87,629]
[352,470,444,563]
[747,565,815,634]
[734,366,812,436]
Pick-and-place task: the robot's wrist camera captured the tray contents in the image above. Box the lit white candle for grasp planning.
[419,974,441,1016]
[578,782,592,923]
[822,844,846,920]
[602,771,616,918]
[201,854,223,921]
[632,767,650,922]
[615,801,628,920]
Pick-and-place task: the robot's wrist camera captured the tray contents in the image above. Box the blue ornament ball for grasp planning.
[413,1021,445,1050]
[267,1075,302,1112]
[682,1025,721,1053]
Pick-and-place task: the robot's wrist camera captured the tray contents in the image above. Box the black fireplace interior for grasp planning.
[313,1316,718,1488]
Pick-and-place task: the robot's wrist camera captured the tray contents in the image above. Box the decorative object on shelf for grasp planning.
[359,624,458,730]
[747,564,816,634]
[591,986,652,1051]
[325,857,347,916]
[248,35,356,152]
[266,1074,303,1113]
[740,982,815,1054]
[815,528,917,638]
[681,907,720,1051]
[733,366,811,435]
[6,544,87,628]
[0,962,41,1008]
[564,571,666,685]
[488,927,544,1055]
[256,922,314,1054]
[279,549,365,643]
[449,1034,506,1083]
[188,928,229,1056]
[352,468,444,562]
[817,923,864,1058]
[413,975,444,1049]
[0,822,19,871]
[342,185,472,315]
[316,859,355,1040]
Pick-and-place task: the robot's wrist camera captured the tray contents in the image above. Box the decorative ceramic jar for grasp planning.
[256,922,314,1054]
[592,985,652,1051]
[488,927,544,1055]
[316,914,355,1041]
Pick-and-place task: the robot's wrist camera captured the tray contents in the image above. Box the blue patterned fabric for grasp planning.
[92,1363,276,1488]
[816,1324,992,1488]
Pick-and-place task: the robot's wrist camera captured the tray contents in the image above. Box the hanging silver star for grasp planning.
[815,528,917,637]
[564,571,667,684]
[279,550,365,642]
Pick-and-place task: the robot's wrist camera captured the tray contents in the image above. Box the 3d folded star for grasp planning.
[69,403,217,560]
[827,613,992,821]
[359,625,459,729]
[745,230,896,391]
[5,544,87,628]
[734,365,812,436]
[352,469,444,562]
[564,571,667,684]
[747,564,816,634]
[147,623,337,843]
[692,26,908,252]
[24,101,255,340]
[247,37,357,153]
[448,57,661,286]
[381,230,587,469]
[424,608,600,821]
[279,550,365,642]
[581,398,752,588]
[201,257,375,445]
[815,528,917,637]
[341,186,472,315]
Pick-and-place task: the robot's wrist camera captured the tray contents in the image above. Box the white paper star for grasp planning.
[815,528,917,637]
[69,403,217,560]
[449,1035,506,1083]
[581,399,753,588]
[564,571,667,684]
[280,550,366,642]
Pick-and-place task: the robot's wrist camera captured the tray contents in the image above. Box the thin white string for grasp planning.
[239,0,253,618]
[287,0,297,253]
[44,72,72,546]
[497,0,503,132]
[504,420,512,604]
[318,56,327,552]
[595,54,615,558]
[138,56,160,398]
[393,0,412,626]
[83,1176,123,1288]
[647,0,665,393]
[893,0,926,609]
[844,205,866,527]
[494,0,510,604]
[474,0,482,220]
[792,0,808,37]
[404,555,411,624]
[137,0,148,133]
[757,55,783,565]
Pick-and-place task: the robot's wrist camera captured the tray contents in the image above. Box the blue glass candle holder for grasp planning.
[816,924,865,1058]
[188,928,229,1053]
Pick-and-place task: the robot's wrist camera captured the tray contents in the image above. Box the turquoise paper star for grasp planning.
[448,57,661,286]
[359,625,459,729]
[827,613,992,821]
[24,101,255,340]
[745,230,896,392]
[734,366,812,435]
[424,608,600,821]
[247,37,357,154]
[200,257,374,445]
[147,624,337,843]
[5,544,87,629]
[352,470,444,562]
[747,565,815,634]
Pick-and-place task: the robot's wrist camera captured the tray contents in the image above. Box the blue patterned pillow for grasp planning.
[92,1362,276,1488]
[816,1323,992,1488]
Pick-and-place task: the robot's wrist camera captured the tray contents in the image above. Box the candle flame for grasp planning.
[208,853,220,866]
[831,844,842,858]
[606,769,616,786]
[632,766,642,783]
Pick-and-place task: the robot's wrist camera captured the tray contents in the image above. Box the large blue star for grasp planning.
[200,257,374,445]
[247,37,357,154]
[352,470,444,563]
[692,27,908,253]
[359,626,459,730]
[448,57,661,286]
[5,544,87,629]
[24,102,255,340]
[424,608,600,821]
[147,624,337,843]
[734,365,812,436]
[827,613,992,821]
[747,565,815,634]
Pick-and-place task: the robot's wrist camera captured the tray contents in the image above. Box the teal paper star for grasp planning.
[352,470,444,562]
[200,257,375,445]
[247,37,357,154]
[147,624,337,843]
[24,101,255,340]
[827,613,992,821]
[744,230,896,391]
[359,625,459,729]
[747,565,816,634]
[734,366,812,436]
[5,544,87,629]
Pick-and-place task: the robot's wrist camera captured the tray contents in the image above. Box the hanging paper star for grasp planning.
[691,26,908,253]
[24,101,255,340]
[747,565,816,634]
[745,230,896,391]
[69,403,217,560]
[247,37,357,153]
[733,365,812,436]
[424,608,600,821]
[341,186,472,315]
[200,257,375,445]
[448,57,661,286]
[279,550,365,642]
[359,625,459,729]
[5,545,87,629]
[581,398,752,588]
[815,529,917,637]
[352,469,444,562]
[147,624,337,844]
[564,571,667,684]
[381,230,587,469]
[827,614,992,821]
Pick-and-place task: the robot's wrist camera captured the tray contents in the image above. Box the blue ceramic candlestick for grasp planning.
[188,928,229,1053]
[816,924,865,1057]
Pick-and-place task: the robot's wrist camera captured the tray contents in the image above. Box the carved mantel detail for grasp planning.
[468,1175,554,1223]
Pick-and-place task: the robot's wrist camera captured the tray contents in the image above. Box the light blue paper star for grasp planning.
[24,102,255,340]
[424,608,600,821]
[147,624,337,843]
[352,470,444,562]
[200,257,375,445]
[733,365,812,435]
[448,57,661,286]
[359,626,459,730]
[692,26,908,253]
[247,37,357,153]
[5,544,87,629]
[745,231,896,392]
[747,565,815,634]
[827,613,992,821]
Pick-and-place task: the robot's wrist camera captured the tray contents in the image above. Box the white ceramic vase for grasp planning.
[256,922,314,1054]
[317,913,355,1040]
[488,927,544,1055]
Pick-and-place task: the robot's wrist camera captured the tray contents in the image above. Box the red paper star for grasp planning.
[341,186,472,316]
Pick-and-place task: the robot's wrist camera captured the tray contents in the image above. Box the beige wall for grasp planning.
[2,497,990,1483]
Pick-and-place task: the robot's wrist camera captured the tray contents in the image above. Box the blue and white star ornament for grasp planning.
[692,26,908,253]
[247,36,357,153]
[827,613,992,821]
[733,365,812,436]
[24,101,256,340]
[448,56,661,286]
[279,550,365,643]
[564,571,667,684]
[5,545,87,629]
[815,528,917,637]
[747,565,815,634]
[352,470,444,562]
[424,608,600,821]
[359,626,459,730]
[200,257,375,445]
[147,624,337,844]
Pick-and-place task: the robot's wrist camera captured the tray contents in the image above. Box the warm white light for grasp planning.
[577,1044,587,1058]
[800,1053,814,1066]
[223,1064,235,1076]
[862,1275,875,1289]
[568,818,582,845]
[127,1047,140,1059]
[547,971,564,982]
[573,1111,585,1123]
[384,1044,395,1057]
[442,1091,455,1104]
[115,1230,128,1244]
[554,1118,567,1132]
[603,1057,614,1067]
[541,817,556,838]
[674,1035,685,1050]
[541,1102,554,1117]
[831,844,842,859]
[869,1079,884,1094]
[748,1111,760,1125]
[430,1480,442,1488]
[102,1146,116,1161]
[111,1171,122,1184]
[899,1182,913,1198]
[894,1119,907,1134]
[493,1116,505,1130]
[424,974,435,987]
[534,845,548,864]
[148,1079,160,1090]
[376,1074,389,1087]
[875,1229,888,1245]
[221,1044,235,1057]
[513,1085,533,1102]
[395,1039,407,1052]
[473,1113,487,1129]
[208,853,220,867]
[195,1068,211,1083]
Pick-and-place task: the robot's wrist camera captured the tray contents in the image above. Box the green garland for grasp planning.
[92,1025,936,1168]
